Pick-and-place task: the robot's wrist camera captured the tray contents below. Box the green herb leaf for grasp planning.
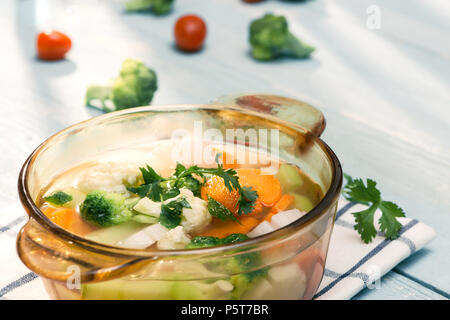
[379,201,405,239]
[159,197,191,229]
[44,191,72,206]
[353,204,378,244]
[343,174,406,243]
[207,196,239,223]
[238,186,258,216]
[127,184,151,198]
[140,165,163,184]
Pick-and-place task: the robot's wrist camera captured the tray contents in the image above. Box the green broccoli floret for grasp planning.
[124,0,174,15]
[230,267,269,300]
[186,233,269,300]
[44,191,73,206]
[85,58,157,112]
[80,191,134,227]
[249,13,315,61]
[186,234,263,273]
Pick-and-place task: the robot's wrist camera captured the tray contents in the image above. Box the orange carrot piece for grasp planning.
[201,176,240,213]
[236,168,282,207]
[42,207,95,236]
[43,207,76,230]
[199,216,260,238]
[264,194,294,222]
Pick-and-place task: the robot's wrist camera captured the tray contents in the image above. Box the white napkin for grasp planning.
[0,198,436,300]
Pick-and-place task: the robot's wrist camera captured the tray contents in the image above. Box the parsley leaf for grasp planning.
[159,197,191,229]
[343,174,406,243]
[238,186,258,216]
[379,201,405,239]
[140,165,163,184]
[207,196,239,223]
[44,191,72,206]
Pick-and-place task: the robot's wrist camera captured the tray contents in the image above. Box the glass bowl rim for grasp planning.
[18,104,342,258]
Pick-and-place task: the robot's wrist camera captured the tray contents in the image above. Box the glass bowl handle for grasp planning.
[212,93,326,137]
[17,218,151,283]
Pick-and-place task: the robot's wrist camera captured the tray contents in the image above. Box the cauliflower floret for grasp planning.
[76,161,141,195]
[171,188,211,234]
[157,226,191,250]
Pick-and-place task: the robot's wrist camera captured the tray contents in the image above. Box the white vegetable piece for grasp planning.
[157,226,191,250]
[270,209,306,229]
[267,263,307,299]
[133,197,162,217]
[247,221,275,238]
[247,209,305,238]
[173,188,211,234]
[117,223,168,249]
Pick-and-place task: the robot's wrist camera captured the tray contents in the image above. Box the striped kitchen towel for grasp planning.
[0,198,436,300]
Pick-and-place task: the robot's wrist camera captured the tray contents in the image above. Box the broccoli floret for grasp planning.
[44,191,73,206]
[80,191,134,227]
[186,233,269,299]
[186,233,262,273]
[124,0,174,15]
[249,13,315,61]
[85,58,157,112]
[230,267,269,299]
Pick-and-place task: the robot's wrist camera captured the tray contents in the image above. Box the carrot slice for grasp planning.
[43,207,75,230]
[43,207,95,236]
[199,216,260,238]
[201,176,240,213]
[264,194,294,222]
[236,168,282,207]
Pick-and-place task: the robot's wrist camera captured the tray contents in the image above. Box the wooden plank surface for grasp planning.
[0,0,448,299]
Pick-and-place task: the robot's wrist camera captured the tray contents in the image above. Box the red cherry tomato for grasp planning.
[37,31,72,61]
[174,15,207,52]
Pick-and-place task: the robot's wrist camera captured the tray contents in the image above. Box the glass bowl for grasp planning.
[17,102,342,300]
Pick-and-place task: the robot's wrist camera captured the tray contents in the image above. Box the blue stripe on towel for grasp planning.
[335,202,357,220]
[0,272,38,298]
[0,217,25,234]
[314,219,419,298]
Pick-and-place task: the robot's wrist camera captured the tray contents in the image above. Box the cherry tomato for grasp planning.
[37,31,72,61]
[243,0,265,3]
[174,15,207,52]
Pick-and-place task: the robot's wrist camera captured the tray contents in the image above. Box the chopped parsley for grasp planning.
[207,196,239,223]
[44,191,72,206]
[159,197,191,229]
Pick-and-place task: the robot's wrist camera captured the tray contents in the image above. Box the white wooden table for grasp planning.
[0,0,449,299]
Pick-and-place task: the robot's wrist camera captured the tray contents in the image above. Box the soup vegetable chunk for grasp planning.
[39,148,323,300]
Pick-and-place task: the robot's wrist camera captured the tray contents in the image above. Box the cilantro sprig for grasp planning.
[343,174,405,243]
